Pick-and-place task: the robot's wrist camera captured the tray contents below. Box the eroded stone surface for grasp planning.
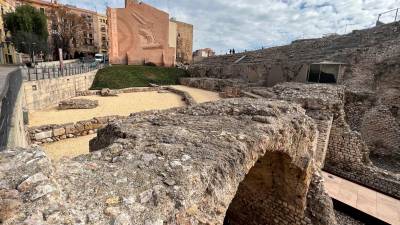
[0,99,336,225]
[58,99,99,110]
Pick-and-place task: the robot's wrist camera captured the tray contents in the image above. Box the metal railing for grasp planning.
[23,62,107,81]
[377,8,399,24]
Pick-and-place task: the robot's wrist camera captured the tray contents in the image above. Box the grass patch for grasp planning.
[90,65,188,89]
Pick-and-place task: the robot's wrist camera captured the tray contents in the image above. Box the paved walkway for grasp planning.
[323,172,400,225]
[0,66,17,96]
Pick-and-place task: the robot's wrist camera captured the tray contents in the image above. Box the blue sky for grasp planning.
[59,0,400,54]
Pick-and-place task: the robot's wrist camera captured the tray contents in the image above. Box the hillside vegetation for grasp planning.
[91,65,188,89]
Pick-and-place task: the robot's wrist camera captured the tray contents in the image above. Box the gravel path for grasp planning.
[170,85,221,103]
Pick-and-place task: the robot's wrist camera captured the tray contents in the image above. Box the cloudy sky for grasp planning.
[58,0,400,54]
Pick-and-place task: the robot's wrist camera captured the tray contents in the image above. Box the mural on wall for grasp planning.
[108,1,176,66]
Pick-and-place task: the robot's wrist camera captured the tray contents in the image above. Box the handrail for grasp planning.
[377,8,399,23]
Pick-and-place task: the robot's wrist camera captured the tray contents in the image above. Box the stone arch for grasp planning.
[224,151,311,225]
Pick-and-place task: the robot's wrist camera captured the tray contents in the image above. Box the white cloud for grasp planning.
[59,0,400,54]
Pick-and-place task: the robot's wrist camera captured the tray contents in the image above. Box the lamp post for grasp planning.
[32,42,36,65]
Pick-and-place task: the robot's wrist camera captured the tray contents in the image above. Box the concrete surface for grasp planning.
[323,172,400,225]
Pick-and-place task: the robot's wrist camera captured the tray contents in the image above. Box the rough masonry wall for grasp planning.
[0,99,336,225]
[175,21,193,64]
[324,113,400,198]
[27,115,124,145]
[23,70,97,111]
[0,68,24,148]
[361,105,400,156]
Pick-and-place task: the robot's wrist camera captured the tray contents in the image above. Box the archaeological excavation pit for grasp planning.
[27,86,221,160]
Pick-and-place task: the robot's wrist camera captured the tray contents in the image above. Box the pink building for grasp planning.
[107,0,176,66]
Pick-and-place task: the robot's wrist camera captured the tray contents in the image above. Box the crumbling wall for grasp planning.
[361,106,400,156]
[27,115,125,145]
[0,99,336,225]
[324,113,400,198]
[247,83,400,198]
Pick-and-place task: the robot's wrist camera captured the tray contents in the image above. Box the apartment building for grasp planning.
[0,0,19,64]
[16,0,108,59]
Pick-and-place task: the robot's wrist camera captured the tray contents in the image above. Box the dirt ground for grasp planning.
[43,134,97,161]
[170,85,221,103]
[39,86,221,161]
[29,91,185,127]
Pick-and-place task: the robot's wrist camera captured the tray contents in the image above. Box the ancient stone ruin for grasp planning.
[58,99,99,110]
[183,21,400,200]
[0,98,336,225]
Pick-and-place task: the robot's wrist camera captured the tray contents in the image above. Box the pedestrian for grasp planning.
[229,49,232,54]
[232,49,235,54]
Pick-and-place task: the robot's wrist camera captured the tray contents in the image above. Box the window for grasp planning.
[40,8,45,14]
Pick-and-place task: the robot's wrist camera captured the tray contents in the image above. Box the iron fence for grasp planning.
[24,62,106,81]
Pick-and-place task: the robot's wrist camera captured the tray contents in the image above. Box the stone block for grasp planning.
[58,99,98,110]
[34,131,52,140]
[65,124,76,134]
[53,128,66,137]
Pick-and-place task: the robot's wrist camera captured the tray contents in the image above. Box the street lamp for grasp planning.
[32,42,36,65]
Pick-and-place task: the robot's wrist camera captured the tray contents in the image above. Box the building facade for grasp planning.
[108,0,193,66]
[0,0,19,64]
[16,0,108,59]
[97,14,108,54]
[193,48,215,62]
[173,19,193,64]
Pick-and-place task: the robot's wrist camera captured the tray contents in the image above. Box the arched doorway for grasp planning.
[224,151,310,225]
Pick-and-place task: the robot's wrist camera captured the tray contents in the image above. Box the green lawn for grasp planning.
[90,65,188,89]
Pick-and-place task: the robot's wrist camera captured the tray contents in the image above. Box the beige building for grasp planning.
[16,0,108,58]
[172,19,193,64]
[193,48,215,62]
[97,14,108,54]
[0,0,19,64]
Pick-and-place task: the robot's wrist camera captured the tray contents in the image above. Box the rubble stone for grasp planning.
[0,99,336,225]
[58,99,99,110]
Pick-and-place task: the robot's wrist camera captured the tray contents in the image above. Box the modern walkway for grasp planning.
[323,172,400,225]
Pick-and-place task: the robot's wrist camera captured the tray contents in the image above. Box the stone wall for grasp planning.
[23,70,97,111]
[324,113,400,198]
[361,105,400,156]
[246,83,400,199]
[27,115,125,145]
[0,68,23,149]
[175,20,193,64]
[6,79,28,148]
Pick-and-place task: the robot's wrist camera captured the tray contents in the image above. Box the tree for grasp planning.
[4,5,49,59]
[48,5,89,59]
